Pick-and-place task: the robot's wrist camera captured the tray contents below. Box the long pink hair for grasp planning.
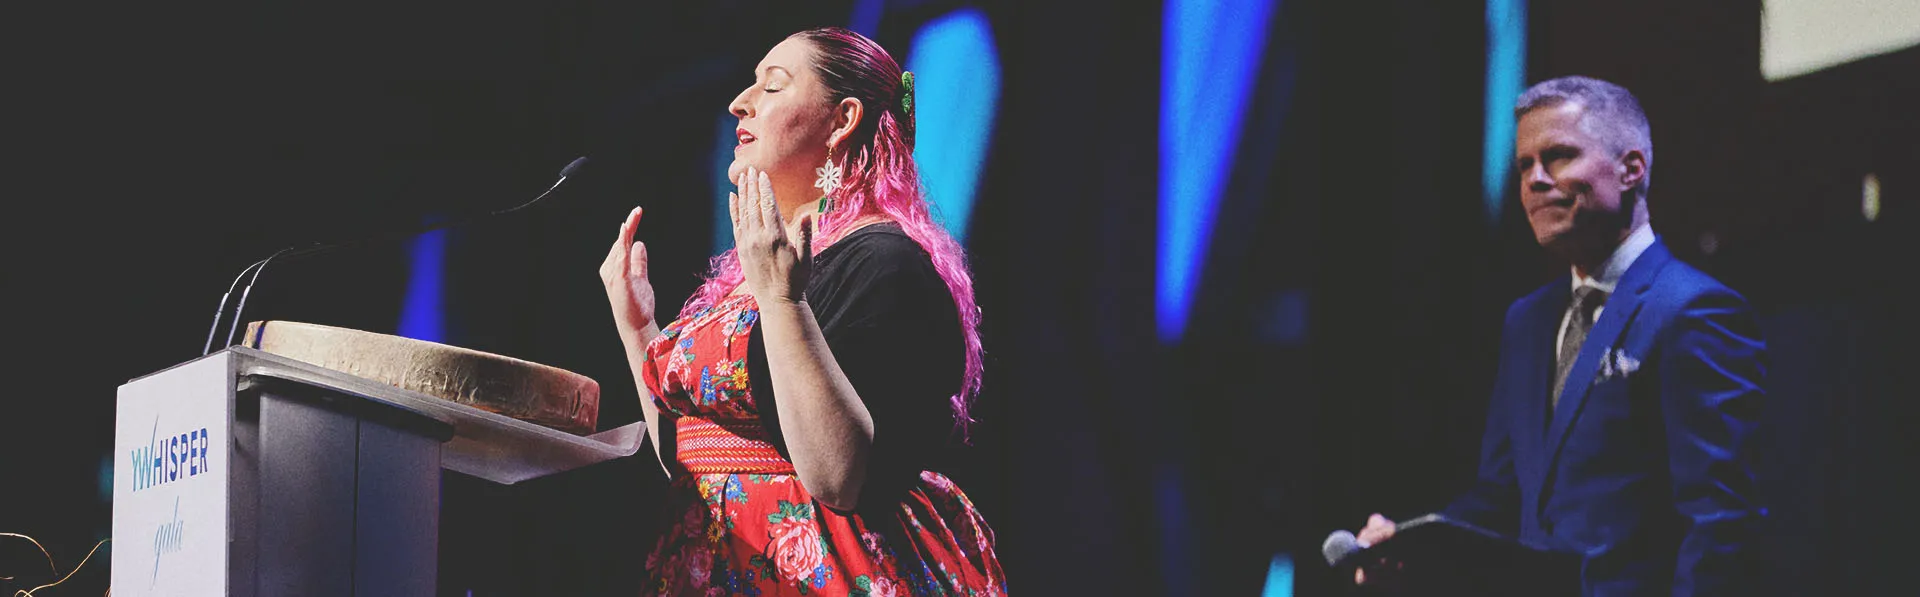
[683,27,984,436]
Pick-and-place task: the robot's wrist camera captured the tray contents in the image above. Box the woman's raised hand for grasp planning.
[600,206,658,340]
[730,166,813,306]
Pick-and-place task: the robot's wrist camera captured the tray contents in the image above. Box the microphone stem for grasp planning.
[224,247,295,350]
[203,258,270,356]
[203,158,581,355]
[201,291,234,356]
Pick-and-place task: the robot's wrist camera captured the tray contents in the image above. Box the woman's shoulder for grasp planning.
[820,221,930,271]
[810,221,949,309]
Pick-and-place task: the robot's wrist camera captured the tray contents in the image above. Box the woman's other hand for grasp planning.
[600,206,659,342]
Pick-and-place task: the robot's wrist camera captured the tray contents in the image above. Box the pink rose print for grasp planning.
[684,507,707,538]
[769,517,824,585]
[685,545,713,587]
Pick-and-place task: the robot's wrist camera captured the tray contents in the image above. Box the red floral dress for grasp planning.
[638,228,1005,597]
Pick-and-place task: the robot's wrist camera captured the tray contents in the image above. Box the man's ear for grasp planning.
[1619,148,1648,192]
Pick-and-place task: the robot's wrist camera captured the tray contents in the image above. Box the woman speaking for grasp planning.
[600,27,1008,597]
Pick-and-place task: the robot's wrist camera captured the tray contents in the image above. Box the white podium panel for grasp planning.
[113,351,232,597]
[111,347,647,596]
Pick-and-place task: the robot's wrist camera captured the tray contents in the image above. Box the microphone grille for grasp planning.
[1322,530,1362,566]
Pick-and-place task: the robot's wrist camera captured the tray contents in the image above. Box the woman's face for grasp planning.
[727,38,836,189]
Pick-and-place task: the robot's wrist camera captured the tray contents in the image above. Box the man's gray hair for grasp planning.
[1515,76,1652,199]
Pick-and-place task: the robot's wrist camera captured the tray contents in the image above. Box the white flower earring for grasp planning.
[812,145,842,213]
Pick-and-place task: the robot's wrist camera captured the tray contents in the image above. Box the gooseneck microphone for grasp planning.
[200,156,589,355]
[200,247,295,356]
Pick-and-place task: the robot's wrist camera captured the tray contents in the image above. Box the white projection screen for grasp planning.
[1763,0,1920,81]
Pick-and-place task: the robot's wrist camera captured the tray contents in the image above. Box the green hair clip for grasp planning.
[899,71,915,117]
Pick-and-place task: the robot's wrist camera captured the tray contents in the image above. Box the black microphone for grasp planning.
[201,156,589,355]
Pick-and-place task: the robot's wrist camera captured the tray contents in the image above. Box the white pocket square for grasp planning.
[1595,348,1641,383]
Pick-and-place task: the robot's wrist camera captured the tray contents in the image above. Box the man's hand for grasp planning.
[1353,513,1404,586]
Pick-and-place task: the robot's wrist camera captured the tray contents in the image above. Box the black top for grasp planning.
[745,222,965,509]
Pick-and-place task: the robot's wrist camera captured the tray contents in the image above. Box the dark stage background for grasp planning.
[4,1,1914,595]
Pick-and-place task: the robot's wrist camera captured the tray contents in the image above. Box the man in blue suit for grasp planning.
[1353,76,1765,596]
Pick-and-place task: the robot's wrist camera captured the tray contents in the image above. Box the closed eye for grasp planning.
[1542,145,1579,165]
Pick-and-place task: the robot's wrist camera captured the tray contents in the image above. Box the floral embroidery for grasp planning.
[850,574,900,597]
[725,308,760,336]
[638,293,1006,596]
[859,532,887,561]
[687,545,715,587]
[768,502,826,585]
[684,507,707,538]
[809,563,834,590]
[725,476,750,504]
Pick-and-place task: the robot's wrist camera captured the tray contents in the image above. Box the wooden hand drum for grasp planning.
[242,320,600,435]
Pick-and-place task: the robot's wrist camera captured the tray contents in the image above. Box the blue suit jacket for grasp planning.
[1444,238,1765,596]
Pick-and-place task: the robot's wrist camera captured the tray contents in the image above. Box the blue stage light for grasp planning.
[1484,0,1526,222]
[1158,0,1275,343]
[398,227,448,342]
[1262,553,1295,597]
[906,7,1001,244]
[714,114,738,254]
[849,0,885,37]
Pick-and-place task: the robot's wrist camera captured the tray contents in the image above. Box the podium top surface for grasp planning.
[243,320,600,435]
[210,347,646,484]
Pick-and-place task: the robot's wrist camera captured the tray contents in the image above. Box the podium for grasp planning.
[1336,514,1582,597]
[110,347,647,597]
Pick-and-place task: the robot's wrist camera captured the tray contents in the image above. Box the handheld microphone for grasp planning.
[1321,513,1452,567]
[1322,530,1368,567]
[201,156,589,355]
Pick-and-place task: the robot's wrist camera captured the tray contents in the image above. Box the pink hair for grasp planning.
[683,27,984,437]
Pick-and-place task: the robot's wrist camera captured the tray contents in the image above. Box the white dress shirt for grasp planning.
[1557,224,1655,355]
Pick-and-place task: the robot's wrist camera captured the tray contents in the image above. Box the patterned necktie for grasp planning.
[1552,286,1609,412]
